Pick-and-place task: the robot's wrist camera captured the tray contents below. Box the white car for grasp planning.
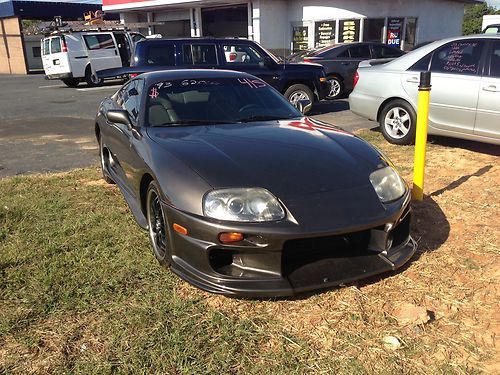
[349,34,500,145]
[42,31,144,87]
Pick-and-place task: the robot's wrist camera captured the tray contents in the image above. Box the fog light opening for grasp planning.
[219,232,244,244]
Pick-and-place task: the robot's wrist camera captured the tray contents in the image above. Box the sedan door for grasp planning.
[474,39,500,140]
[402,39,485,135]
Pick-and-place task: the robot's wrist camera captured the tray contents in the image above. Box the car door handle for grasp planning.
[482,85,500,92]
[406,77,419,83]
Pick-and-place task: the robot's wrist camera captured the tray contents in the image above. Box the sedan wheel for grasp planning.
[146,182,171,267]
[326,77,343,100]
[379,100,417,145]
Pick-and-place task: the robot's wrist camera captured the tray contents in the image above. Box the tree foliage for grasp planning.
[463,3,500,35]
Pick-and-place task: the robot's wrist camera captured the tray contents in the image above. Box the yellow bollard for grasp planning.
[412,71,431,201]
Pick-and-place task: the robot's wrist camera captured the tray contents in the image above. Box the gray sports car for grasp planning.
[95,69,416,297]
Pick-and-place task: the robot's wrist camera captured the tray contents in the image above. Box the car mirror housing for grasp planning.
[106,109,132,129]
[295,99,312,114]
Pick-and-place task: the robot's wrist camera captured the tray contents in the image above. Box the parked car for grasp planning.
[95,69,416,297]
[349,35,500,146]
[97,38,330,111]
[289,42,405,99]
[42,30,145,87]
[483,24,500,34]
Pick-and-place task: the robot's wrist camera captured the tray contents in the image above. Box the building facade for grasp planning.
[103,0,478,55]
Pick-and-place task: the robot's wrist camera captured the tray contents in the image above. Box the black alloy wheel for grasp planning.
[146,181,171,267]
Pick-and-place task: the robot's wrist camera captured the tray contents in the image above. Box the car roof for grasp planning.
[379,34,500,71]
[137,37,254,44]
[140,69,253,85]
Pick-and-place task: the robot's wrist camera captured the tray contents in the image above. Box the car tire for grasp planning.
[98,135,115,184]
[379,100,417,145]
[85,66,103,87]
[61,78,80,88]
[326,76,343,100]
[146,181,171,268]
[284,84,314,113]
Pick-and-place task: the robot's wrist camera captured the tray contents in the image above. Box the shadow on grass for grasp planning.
[431,165,493,197]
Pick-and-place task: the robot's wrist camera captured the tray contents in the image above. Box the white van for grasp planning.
[41,31,144,87]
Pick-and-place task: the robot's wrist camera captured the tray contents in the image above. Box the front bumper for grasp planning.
[316,79,331,101]
[162,194,416,297]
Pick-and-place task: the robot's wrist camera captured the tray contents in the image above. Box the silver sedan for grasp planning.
[349,34,500,145]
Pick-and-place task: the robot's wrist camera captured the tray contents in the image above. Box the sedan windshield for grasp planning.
[146,78,301,127]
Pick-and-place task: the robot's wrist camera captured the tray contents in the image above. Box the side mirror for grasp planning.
[106,109,132,129]
[295,99,312,115]
[259,56,274,68]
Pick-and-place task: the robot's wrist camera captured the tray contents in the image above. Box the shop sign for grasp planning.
[339,19,360,43]
[292,26,309,52]
[314,21,336,48]
[387,18,404,47]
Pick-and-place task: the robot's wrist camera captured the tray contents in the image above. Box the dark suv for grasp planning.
[98,38,330,109]
[289,42,405,99]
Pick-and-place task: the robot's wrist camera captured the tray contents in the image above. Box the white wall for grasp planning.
[257,0,465,52]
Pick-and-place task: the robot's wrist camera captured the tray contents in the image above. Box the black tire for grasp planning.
[85,66,103,87]
[379,99,417,145]
[146,181,171,267]
[98,135,115,184]
[284,84,314,113]
[326,76,343,100]
[61,78,80,88]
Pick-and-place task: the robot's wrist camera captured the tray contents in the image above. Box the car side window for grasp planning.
[222,44,264,64]
[182,44,218,65]
[488,40,500,78]
[146,44,176,66]
[348,45,371,59]
[119,80,143,122]
[336,49,350,58]
[409,53,432,71]
[430,40,485,75]
[83,34,115,50]
[373,45,403,58]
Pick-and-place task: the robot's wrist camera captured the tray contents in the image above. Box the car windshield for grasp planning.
[146,78,302,127]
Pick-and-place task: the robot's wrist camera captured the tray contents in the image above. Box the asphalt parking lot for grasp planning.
[0,74,373,178]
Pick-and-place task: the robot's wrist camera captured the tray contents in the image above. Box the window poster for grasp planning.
[292,26,309,52]
[314,21,336,48]
[387,18,404,47]
[339,19,360,43]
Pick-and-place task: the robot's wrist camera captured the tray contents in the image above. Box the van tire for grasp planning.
[61,78,80,88]
[85,66,103,87]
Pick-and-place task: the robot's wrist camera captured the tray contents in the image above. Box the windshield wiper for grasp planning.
[155,120,236,126]
[237,115,287,123]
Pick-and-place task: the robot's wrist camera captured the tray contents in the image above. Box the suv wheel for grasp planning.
[379,100,416,145]
[85,66,103,87]
[284,84,314,112]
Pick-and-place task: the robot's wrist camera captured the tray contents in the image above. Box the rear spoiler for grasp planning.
[97,66,164,79]
[358,58,394,68]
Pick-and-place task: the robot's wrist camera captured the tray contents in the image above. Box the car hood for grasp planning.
[147,118,392,229]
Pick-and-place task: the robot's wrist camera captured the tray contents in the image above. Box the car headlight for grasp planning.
[369,166,406,203]
[203,188,285,222]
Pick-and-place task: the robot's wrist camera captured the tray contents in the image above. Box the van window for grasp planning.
[145,44,176,66]
[43,39,50,55]
[50,38,62,54]
[182,44,217,65]
[83,34,115,50]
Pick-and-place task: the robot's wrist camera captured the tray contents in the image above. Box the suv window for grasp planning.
[373,45,403,58]
[489,40,500,78]
[50,38,61,54]
[83,34,115,50]
[430,40,484,75]
[222,44,264,64]
[348,45,371,58]
[145,44,176,66]
[182,44,217,65]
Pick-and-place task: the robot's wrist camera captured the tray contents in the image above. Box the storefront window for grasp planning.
[363,18,385,43]
[314,21,336,48]
[339,19,360,43]
[292,26,309,53]
[387,18,404,49]
[404,18,417,51]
